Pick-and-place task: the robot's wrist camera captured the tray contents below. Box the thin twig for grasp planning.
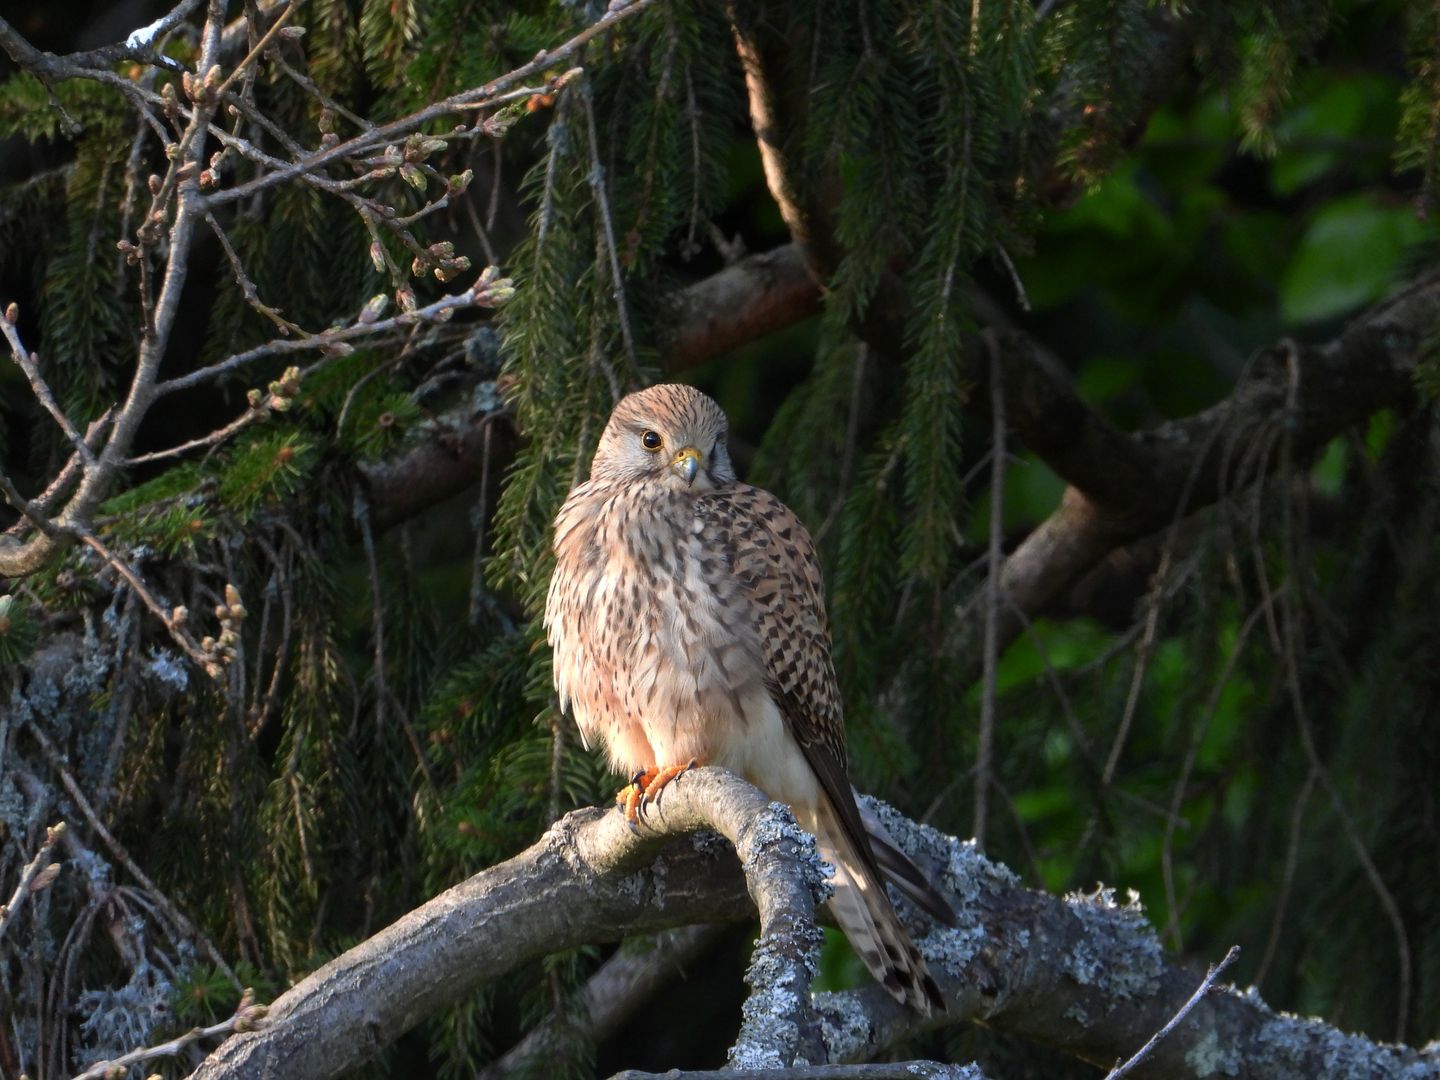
[463,187,500,266]
[353,488,388,739]
[0,320,98,467]
[27,724,240,988]
[272,52,372,131]
[814,344,868,547]
[486,140,503,232]
[247,533,295,737]
[156,287,494,396]
[0,467,66,538]
[203,0,660,209]
[96,594,143,813]
[0,821,67,944]
[992,242,1031,312]
[75,529,213,668]
[335,354,406,440]
[684,59,703,251]
[975,332,1005,848]
[467,417,497,624]
[206,210,310,337]
[69,988,266,1080]
[29,411,115,517]
[1102,945,1240,1079]
[1161,593,1275,949]
[212,0,297,100]
[1272,353,1412,1041]
[1254,767,1316,989]
[1102,546,1170,784]
[128,403,268,466]
[581,77,639,376]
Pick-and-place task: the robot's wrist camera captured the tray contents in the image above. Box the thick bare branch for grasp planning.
[188,769,828,1079]
[808,800,1440,1079]
[176,770,1439,1080]
[949,275,1440,679]
[658,244,822,370]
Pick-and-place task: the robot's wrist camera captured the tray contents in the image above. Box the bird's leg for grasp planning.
[616,767,657,830]
[614,761,700,827]
[637,758,698,818]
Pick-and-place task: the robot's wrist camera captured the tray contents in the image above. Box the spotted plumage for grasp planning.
[544,383,955,1014]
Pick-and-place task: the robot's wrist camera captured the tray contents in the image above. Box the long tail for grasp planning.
[807,797,945,1015]
[858,800,959,929]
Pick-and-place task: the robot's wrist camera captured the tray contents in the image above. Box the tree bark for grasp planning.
[185,771,1440,1080]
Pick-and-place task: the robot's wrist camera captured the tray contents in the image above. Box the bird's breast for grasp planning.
[547,490,766,769]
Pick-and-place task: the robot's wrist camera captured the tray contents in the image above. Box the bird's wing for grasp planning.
[695,484,849,787]
[696,482,947,1013]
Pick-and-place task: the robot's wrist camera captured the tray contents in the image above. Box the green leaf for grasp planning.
[1280,195,1432,324]
[1272,74,1398,196]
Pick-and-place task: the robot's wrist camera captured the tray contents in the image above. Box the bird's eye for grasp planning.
[640,430,663,451]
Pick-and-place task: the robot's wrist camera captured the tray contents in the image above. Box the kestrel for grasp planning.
[544,383,955,1014]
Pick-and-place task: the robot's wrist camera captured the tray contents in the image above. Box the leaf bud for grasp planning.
[400,164,426,192]
[359,294,390,324]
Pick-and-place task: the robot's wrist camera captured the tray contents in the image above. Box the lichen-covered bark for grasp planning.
[186,772,1440,1079]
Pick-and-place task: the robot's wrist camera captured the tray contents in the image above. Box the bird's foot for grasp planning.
[616,760,698,828]
[616,768,655,830]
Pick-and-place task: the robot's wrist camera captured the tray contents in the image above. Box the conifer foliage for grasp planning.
[0,0,1437,1076]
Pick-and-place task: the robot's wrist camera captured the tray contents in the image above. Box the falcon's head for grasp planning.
[590,383,736,492]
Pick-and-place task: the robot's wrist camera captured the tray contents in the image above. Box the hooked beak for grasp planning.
[671,445,701,486]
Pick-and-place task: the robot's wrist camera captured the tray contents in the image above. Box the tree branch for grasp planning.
[0,1,195,90]
[950,274,1440,681]
[806,800,1438,1079]
[180,773,1438,1080]
[188,769,829,1079]
[1103,945,1240,1079]
[658,244,822,370]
